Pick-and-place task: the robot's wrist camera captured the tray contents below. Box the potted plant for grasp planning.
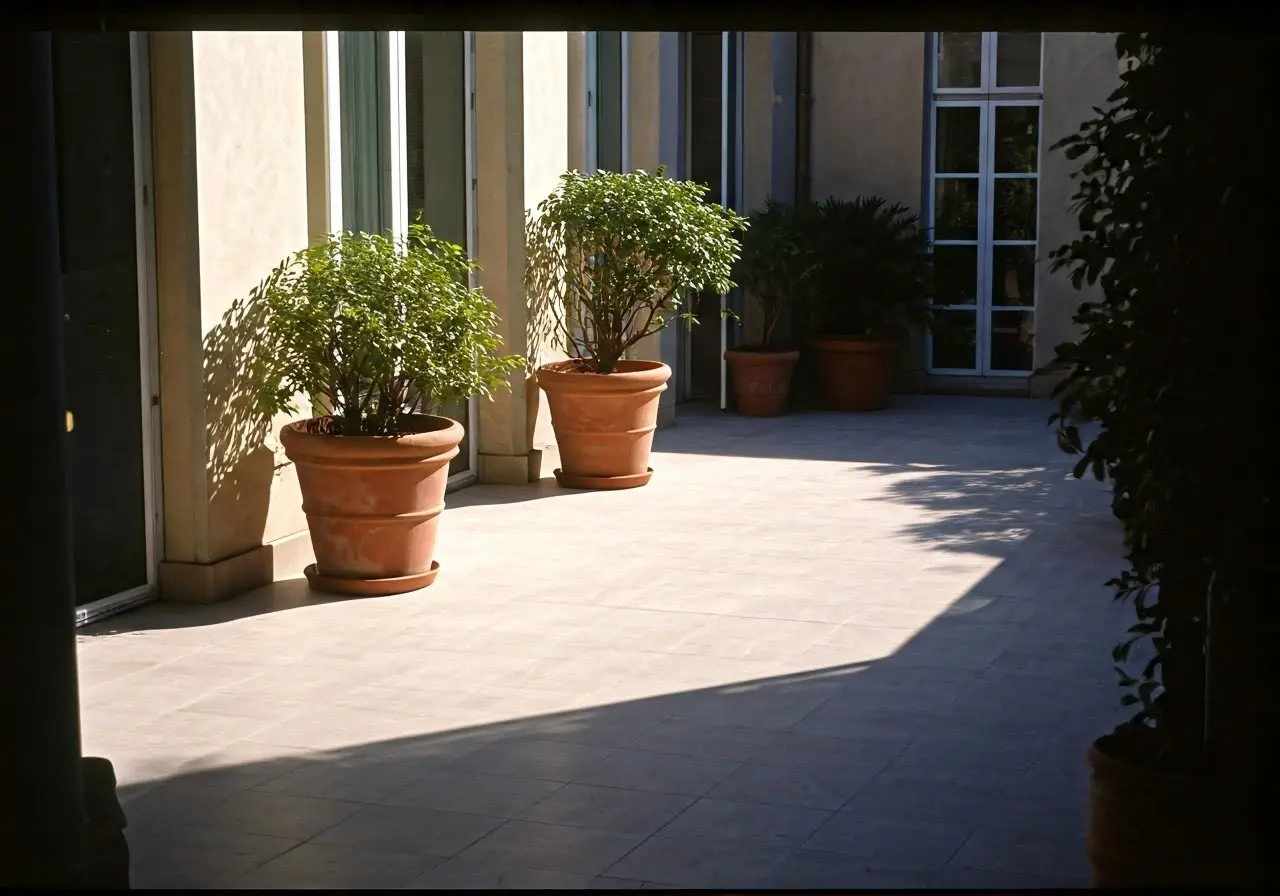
[250,222,521,596]
[800,196,933,411]
[1047,33,1266,886]
[525,168,746,489]
[725,200,807,417]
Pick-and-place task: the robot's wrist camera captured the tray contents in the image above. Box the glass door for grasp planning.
[927,32,1042,377]
[336,30,479,482]
[53,32,160,618]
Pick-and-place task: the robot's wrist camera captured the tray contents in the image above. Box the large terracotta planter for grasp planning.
[724,347,800,417]
[280,414,463,596]
[1086,730,1253,887]
[537,359,670,490]
[810,335,898,411]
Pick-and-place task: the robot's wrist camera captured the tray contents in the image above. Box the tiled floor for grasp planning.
[78,395,1129,889]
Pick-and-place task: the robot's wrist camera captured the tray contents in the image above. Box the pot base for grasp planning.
[554,467,654,491]
[304,560,440,597]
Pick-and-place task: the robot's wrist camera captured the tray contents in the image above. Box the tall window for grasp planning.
[927,32,1042,376]
[587,31,625,174]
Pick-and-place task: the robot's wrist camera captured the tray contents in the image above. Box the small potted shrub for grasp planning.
[801,196,933,411]
[251,223,520,596]
[525,168,745,489]
[725,200,807,417]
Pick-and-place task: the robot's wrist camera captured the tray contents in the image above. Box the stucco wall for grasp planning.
[1034,32,1119,389]
[151,31,313,600]
[473,31,571,483]
[738,32,776,348]
[811,32,926,211]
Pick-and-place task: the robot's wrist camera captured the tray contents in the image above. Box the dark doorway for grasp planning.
[686,31,724,405]
[51,33,152,607]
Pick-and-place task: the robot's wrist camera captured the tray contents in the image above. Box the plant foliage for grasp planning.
[733,199,808,351]
[801,196,934,339]
[1045,32,1269,773]
[250,222,522,436]
[525,168,747,375]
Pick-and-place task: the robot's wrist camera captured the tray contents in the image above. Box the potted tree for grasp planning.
[525,168,745,489]
[801,196,933,412]
[725,200,807,417]
[1047,33,1266,886]
[251,222,520,596]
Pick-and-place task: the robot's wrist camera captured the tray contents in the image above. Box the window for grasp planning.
[927,32,1042,376]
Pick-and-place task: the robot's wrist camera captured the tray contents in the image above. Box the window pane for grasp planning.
[934,178,980,240]
[405,31,472,476]
[994,106,1040,174]
[932,245,979,307]
[596,31,624,173]
[993,179,1038,241]
[935,106,981,174]
[995,32,1041,88]
[931,309,978,370]
[989,310,1035,371]
[936,32,982,89]
[991,245,1037,307]
[339,31,387,235]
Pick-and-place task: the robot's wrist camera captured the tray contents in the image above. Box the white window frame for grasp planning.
[925,31,1043,378]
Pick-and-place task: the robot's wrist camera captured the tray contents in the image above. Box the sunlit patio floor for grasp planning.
[78,394,1128,889]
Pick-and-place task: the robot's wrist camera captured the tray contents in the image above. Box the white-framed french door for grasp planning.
[327,30,479,486]
[718,30,745,410]
[926,31,1042,378]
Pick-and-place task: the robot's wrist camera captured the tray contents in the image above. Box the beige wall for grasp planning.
[738,32,776,348]
[811,32,926,211]
[811,31,928,383]
[151,31,314,602]
[1033,32,1119,393]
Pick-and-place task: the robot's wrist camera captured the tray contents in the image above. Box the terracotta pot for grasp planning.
[724,347,800,417]
[1086,730,1253,887]
[537,359,670,490]
[810,335,898,411]
[280,414,463,596]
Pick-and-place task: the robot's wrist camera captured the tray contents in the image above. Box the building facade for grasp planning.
[58,30,1116,622]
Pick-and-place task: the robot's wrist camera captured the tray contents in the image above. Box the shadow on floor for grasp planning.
[113,531,1127,889]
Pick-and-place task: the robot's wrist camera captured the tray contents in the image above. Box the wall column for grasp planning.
[474,31,571,484]
[150,31,314,602]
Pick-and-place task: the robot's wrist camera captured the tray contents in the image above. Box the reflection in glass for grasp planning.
[931,310,978,370]
[989,310,1035,371]
[993,179,1038,241]
[994,106,1040,174]
[405,31,472,476]
[995,32,1042,88]
[991,245,1036,307]
[935,106,981,174]
[934,178,980,240]
[936,32,982,89]
[932,245,979,307]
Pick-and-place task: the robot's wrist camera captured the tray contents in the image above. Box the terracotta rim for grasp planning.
[280,415,464,464]
[537,359,672,396]
[304,560,440,597]
[724,348,802,362]
[808,336,900,355]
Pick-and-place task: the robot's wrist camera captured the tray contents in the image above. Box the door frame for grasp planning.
[718,30,745,410]
[76,30,164,626]
[360,30,479,489]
